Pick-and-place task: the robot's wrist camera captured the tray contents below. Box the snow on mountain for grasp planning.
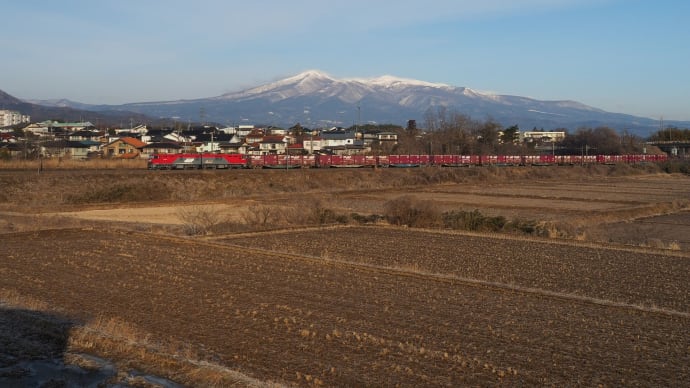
[350,74,450,89]
[19,69,679,134]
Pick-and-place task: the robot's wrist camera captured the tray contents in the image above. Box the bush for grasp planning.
[242,204,280,229]
[383,196,442,228]
[442,209,506,232]
[660,160,690,174]
[508,218,538,234]
[177,205,225,235]
[350,213,383,224]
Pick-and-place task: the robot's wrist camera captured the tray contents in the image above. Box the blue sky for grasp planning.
[2,0,689,120]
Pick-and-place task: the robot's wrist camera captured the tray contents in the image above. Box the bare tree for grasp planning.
[177,205,224,235]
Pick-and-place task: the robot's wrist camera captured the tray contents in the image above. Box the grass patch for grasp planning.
[65,183,170,204]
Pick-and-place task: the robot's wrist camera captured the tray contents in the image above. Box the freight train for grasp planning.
[147,153,668,170]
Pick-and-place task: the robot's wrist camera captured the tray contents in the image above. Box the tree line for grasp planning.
[346,108,684,155]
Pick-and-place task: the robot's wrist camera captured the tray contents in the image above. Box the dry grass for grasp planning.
[0,290,279,388]
[67,316,278,388]
[177,205,228,235]
[641,239,682,251]
[0,158,147,170]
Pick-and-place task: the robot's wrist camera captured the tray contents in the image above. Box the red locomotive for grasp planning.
[147,153,248,169]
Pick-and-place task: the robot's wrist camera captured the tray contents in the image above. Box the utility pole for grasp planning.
[357,103,361,135]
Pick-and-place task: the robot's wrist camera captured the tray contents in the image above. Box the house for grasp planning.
[302,137,323,154]
[163,131,193,145]
[266,126,288,136]
[287,143,305,155]
[63,141,93,160]
[218,126,237,135]
[521,131,566,143]
[0,142,24,158]
[114,124,148,135]
[259,136,287,154]
[103,137,147,158]
[22,121,55,136]
[197,141,221,153]
[363,131,398,146]
[140,142,183,156]
[39,139,94,159]
[245,129,265,144]
[145,128,174,141]
[219,141,249,155]
[24,121,95,137]
[236,125,255,138]
[320,130,361,148]
[376,131,398,143]
[68,130,104,142]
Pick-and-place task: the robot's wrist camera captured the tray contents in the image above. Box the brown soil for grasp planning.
[2,228,688,386]
[1,165,689,386]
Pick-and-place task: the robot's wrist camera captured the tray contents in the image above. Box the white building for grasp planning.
[0,110,30,127]
[303,137,323,153]
[521,131,566,143]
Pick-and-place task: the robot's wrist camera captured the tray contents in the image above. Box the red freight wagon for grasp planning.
[389,155,420,167]
[299,155,316,168]
[435,155,456,166]
[582,155,597,164]
[377,155,390,167]
[481,155,498,165]
[363,155,378,167]
[459,155,479,165]
[329,155,344,166]
[263,154,279,167]
[538,155,556,165]
[505,155,522,165]
[417,155,431,166]
[249,155,265,168]
[317,154,333,167]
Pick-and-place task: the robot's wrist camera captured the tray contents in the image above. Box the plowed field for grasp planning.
[219,227,690,313]
[2,228,689,386]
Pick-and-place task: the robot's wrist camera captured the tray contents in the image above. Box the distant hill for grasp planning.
[18,71,690,134]
[1,90,155,127]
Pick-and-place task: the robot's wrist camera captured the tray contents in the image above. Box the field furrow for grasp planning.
[220,226,690,313]
[1,229,688,386]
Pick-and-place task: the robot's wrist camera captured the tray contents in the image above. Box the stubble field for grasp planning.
[1,164,689,386]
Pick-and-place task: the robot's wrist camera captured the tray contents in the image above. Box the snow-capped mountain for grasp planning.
[22,70,681,133]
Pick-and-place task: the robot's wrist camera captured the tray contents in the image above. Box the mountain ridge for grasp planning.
[15,70,686,134]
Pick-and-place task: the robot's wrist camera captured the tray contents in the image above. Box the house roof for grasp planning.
[50,121,94,127]
[321,131,357,140]
[108,136,146,148]
[69,130,102,137]
[42,140,96,148]
[64,141,93,149]
[141,142,182,149]
[261,136,286,144]
[0,143,23,151]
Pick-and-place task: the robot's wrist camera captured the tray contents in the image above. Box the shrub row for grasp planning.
[381,195,539,234]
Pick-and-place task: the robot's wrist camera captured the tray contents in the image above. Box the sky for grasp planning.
[2,0,689,121]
